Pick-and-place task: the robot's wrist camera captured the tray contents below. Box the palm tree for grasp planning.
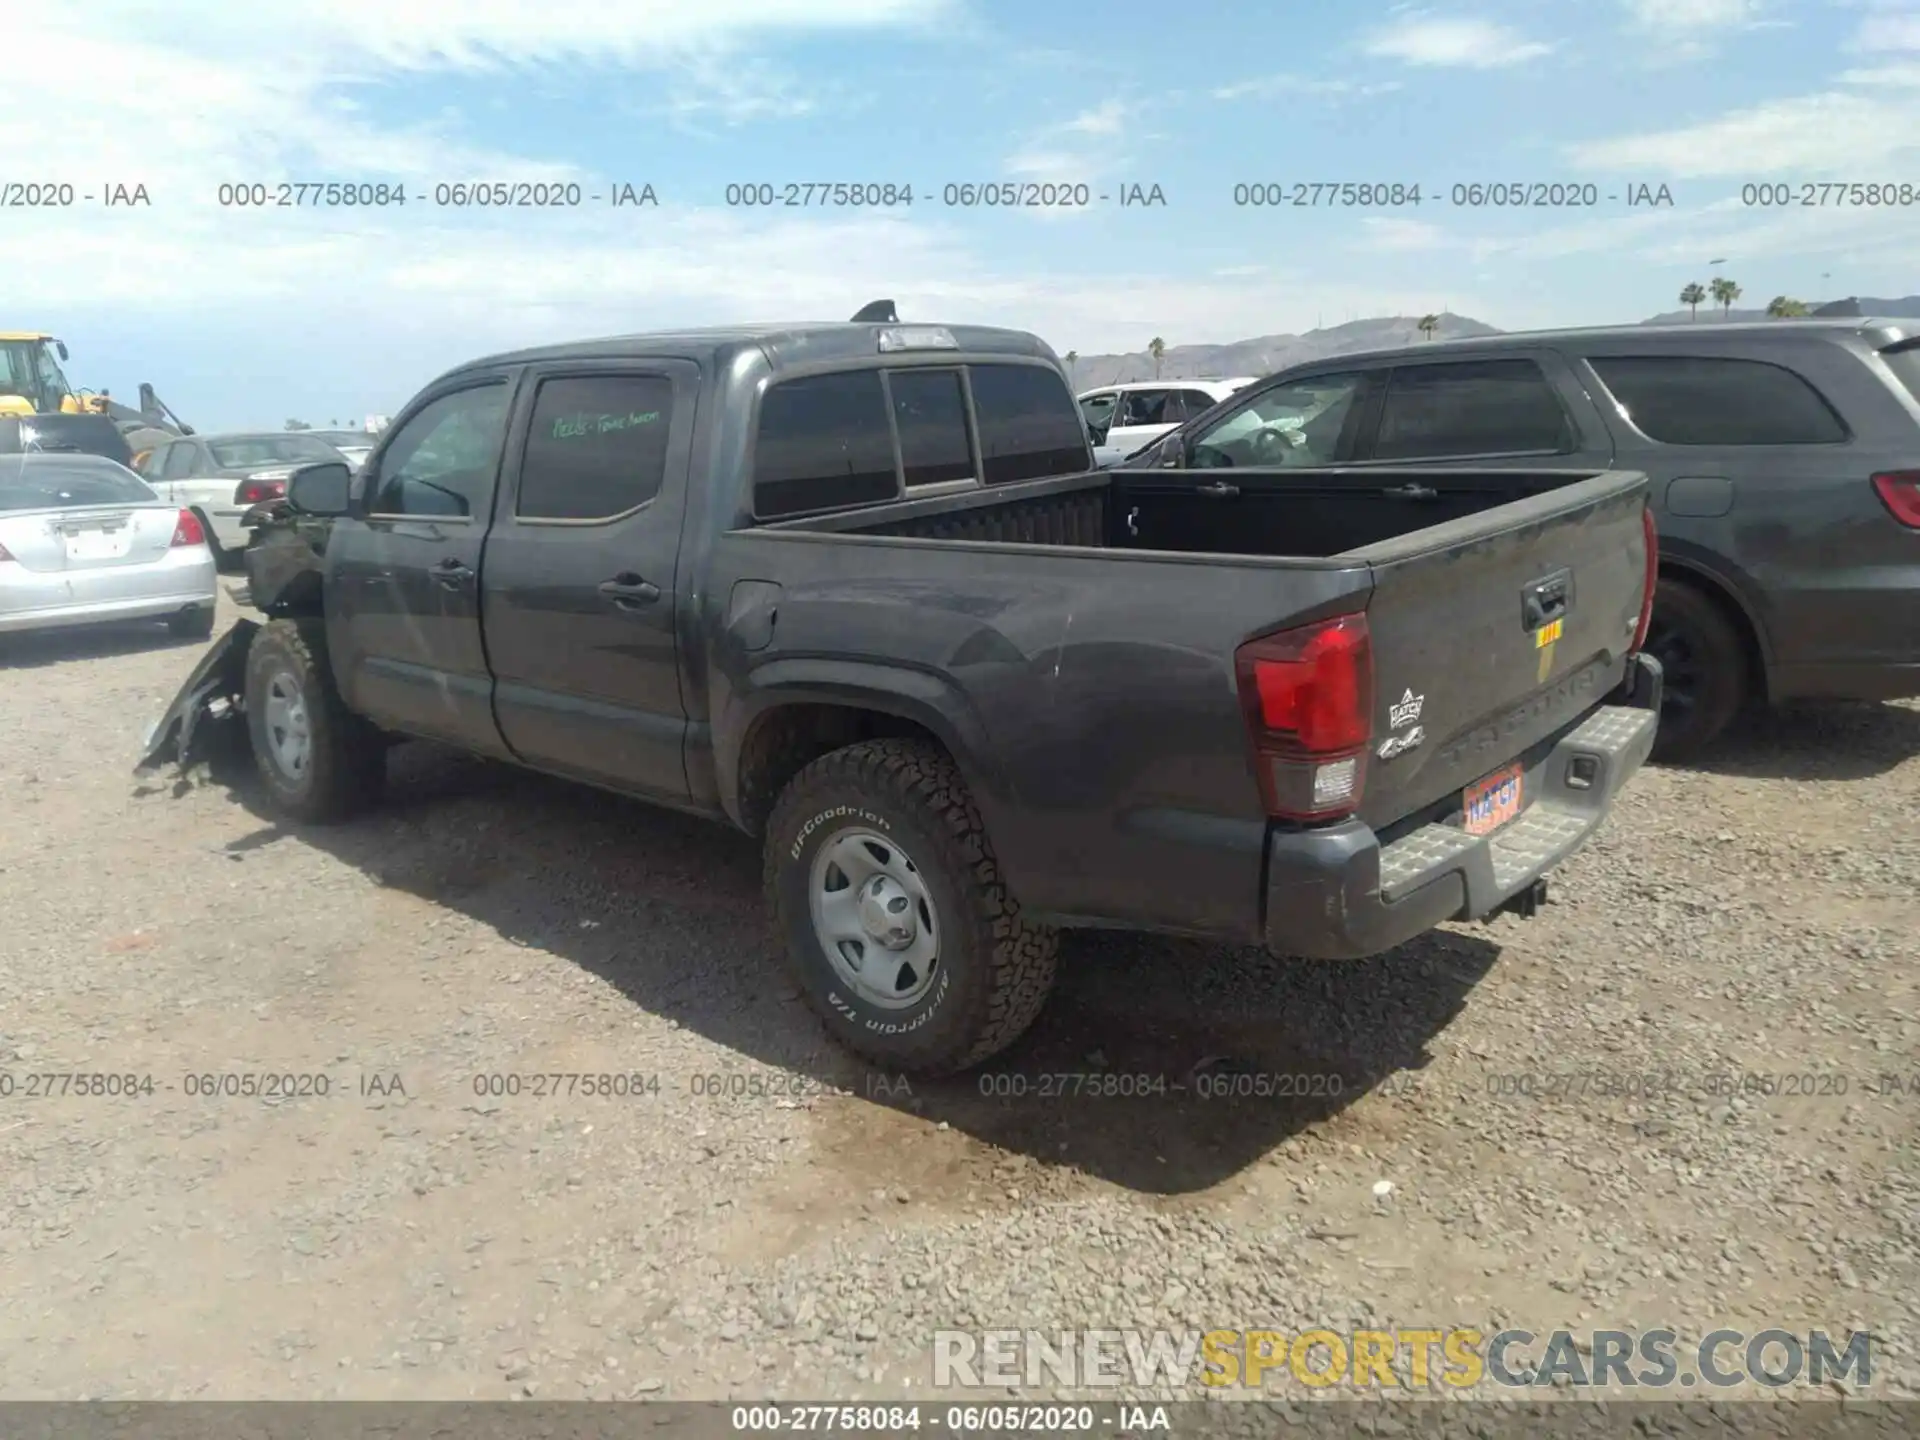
[1709,276,1742,316]
[1064,350,1078,371]
[1679,282,1707,319]
[1417,313,1440,341]
[1148,337,1166,377]
[1765,296,1808,318]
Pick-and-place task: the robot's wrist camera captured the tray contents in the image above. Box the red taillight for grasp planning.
[1872,470,1920,528]
[170,509,206,548]
[1235,612,1373,821]
[235,478,286,505]
[1631,504,1659,653]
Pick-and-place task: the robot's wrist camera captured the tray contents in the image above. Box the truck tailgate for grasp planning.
[1344,468,1651,832]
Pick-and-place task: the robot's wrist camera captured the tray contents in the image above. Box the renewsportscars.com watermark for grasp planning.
[932,1327,1875,1392]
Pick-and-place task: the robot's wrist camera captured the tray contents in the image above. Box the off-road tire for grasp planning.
[764,738,1058,1076]
[167,605,215,640]
[1646,577,1748,762]
[244,618,385,823]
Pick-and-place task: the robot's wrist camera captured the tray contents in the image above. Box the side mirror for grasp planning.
[287,461,352,516]
[56,341,69,361]
[1160,438,1185,468]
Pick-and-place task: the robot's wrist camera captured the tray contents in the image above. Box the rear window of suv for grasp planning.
[1588,355,1848,445]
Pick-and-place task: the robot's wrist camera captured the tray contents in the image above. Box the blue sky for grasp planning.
[8,0,1920,429]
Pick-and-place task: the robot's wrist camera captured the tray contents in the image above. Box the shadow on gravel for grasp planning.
[0,620,203,670]
[202,735,1500,1195]
[1665,699,1920,782]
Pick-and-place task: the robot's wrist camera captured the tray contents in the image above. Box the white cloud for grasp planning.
[1211,74,1403,100]
[1837,61,1920,84]
[1567,90,1920,175]
[1359,217,1449,252]
[1362,13,1556,68]
[1001,102,1136,196]
[1850,8,1920,51]
[1620,0,1760,27]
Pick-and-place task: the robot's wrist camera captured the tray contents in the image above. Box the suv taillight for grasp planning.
[1235,612,1373,821]
[235,477,286,505]
[170,509,206,547]
[1871,470,1920,529]
[1631,504,1659,653]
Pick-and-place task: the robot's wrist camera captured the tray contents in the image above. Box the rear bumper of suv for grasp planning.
[1263,652,1661,960]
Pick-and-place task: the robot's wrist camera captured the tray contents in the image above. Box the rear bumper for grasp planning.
[1263,652,1661,960]
[0,549,217,635]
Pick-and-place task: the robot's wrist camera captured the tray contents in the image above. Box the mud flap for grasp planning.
[134,618,259,773]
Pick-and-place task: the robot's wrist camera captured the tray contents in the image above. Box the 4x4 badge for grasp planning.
[1388,689,1424,728]
[1379,726,1424,760]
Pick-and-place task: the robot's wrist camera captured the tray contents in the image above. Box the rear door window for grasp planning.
[968,363,1091,483]
[752,370,899,518]
[1371,359,1573,460]
[887,369,976,488]
[164,443,199,479]
[1587,355,1848,444]
[519,374,675,519]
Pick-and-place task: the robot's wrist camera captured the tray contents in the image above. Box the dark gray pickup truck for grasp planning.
[139,317,1662,1074]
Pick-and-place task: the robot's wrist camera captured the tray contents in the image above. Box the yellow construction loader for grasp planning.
[0,331,192,459]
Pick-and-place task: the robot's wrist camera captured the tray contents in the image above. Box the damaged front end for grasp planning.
[135,617,258,773]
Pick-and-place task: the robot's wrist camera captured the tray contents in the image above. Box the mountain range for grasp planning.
[1062,296,1920,388]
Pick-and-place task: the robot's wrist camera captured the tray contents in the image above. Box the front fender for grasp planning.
[134,618,259,773]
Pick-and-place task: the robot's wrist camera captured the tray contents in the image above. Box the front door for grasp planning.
[481,362,697,801]
[325,377,515,755]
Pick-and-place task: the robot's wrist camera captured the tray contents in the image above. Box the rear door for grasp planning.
[326,376,515,755]
[1349,469,1651,830]
[482,361,698,800]
[1106,388,1176,454]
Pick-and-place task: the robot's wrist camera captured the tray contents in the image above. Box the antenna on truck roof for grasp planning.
[850,299,898,323]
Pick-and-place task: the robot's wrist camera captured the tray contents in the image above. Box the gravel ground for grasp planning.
[1,593,1915,1406]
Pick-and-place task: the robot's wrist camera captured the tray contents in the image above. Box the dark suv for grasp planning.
[1131,319,1920,757]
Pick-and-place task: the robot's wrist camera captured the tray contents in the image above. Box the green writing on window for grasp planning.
[550,410,663,441]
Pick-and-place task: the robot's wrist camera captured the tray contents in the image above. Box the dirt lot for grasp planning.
[1,592,1916,1404]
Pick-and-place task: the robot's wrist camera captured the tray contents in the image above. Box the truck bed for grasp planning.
[769,465,1614,560]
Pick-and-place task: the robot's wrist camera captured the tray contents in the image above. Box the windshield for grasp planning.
[0,340,73,413]
[208,434,341,468]
[0,455,156,511]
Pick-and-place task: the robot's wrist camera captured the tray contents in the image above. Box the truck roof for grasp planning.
[442,322,1057,384]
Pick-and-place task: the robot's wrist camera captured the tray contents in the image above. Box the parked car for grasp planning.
[1077,378,1257,457]
[0,413,137,467]
[0,452,217,638]
[1119,318,1920,758]
[133,431,352,568]
[306,430,376,468]
[140,318,1660,1074]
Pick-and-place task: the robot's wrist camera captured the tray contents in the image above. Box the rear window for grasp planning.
[968,363,1091,483]
[519,374,675,519]
[888,369,976,488]
[0,416,134,465]
[0,456,156,511]
[208,434,341,468]
[1372,359,1573,460]
[1881,342,1920,408]
[752,371,899,519]
[1589,355,1848,445]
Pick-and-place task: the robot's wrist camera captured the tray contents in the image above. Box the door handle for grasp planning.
[1195,481,1240,498]
[429,558,473,589]
[599,573,661,607]
[1382,483,1438,500]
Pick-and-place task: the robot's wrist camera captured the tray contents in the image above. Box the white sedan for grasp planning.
[0,452,218,639]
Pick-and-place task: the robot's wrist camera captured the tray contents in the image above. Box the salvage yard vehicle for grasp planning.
[139,314,1662,1075]
[133,430,353,568]
[1116,318,1920,758]
[1078,378,1256,456]
[0,453,217,638]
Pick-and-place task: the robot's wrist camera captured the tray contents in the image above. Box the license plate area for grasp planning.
[1462,762,1524,837]
[60,517,132,563]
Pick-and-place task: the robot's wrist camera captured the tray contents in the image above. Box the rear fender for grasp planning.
[134,618,259,772]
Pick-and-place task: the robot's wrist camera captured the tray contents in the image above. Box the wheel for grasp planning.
[244,618,385,822]
[1644,577,1748,761]
[763,738,1059,1076]
[167,605,215,639]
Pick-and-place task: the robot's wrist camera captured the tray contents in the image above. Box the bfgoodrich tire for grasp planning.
[763,739,1058,1076]
[1645,577,1748,762]
[244,618,385,823]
